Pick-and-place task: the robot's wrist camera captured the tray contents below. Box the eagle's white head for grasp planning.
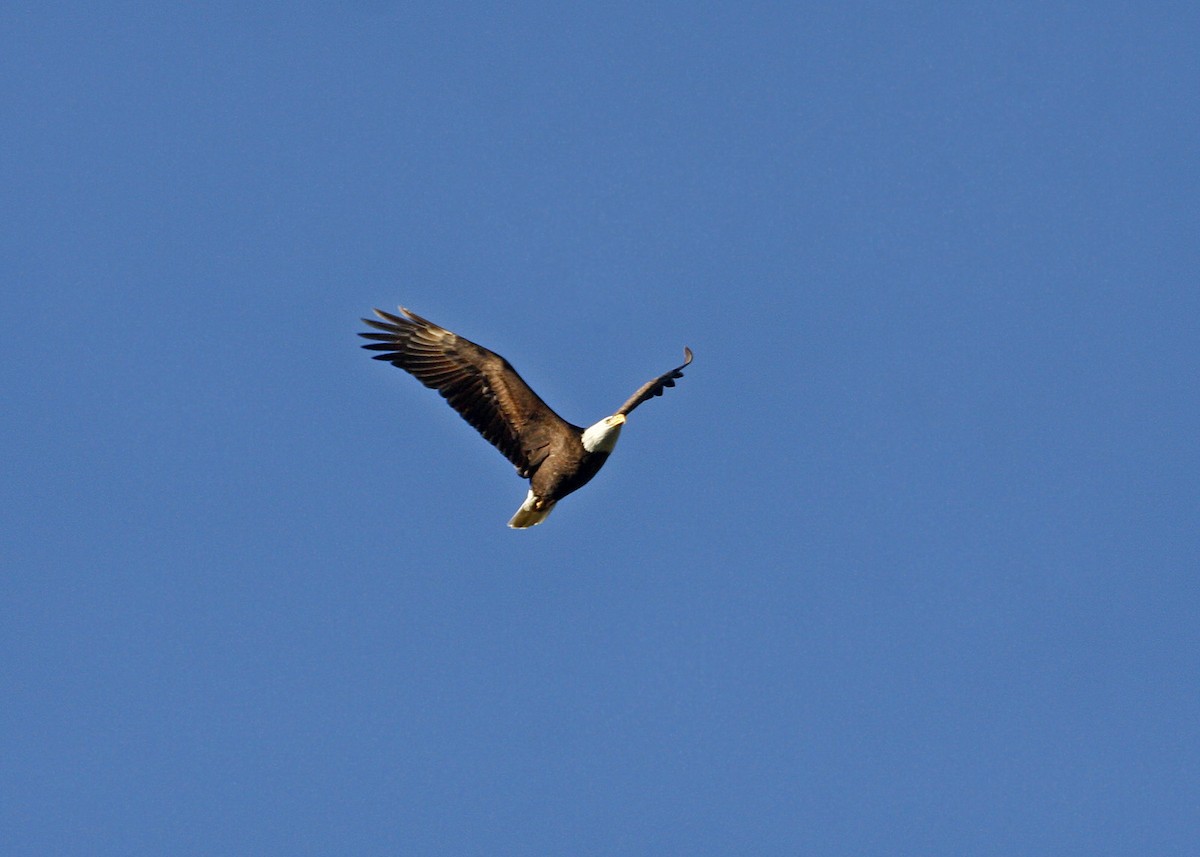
[581,413,626,454]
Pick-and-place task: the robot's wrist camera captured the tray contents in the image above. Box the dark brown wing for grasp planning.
[616,347,694,417]
[359,307,575,477]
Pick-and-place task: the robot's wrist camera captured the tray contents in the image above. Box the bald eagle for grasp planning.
[359,306,692,528]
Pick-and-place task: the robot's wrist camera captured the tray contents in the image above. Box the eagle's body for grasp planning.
[359,306,691,528]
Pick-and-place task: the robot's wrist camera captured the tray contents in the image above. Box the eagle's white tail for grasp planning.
[508,490,556,529]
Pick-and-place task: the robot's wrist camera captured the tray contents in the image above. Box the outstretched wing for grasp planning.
[359,307,573,477]
[616,347,694,417]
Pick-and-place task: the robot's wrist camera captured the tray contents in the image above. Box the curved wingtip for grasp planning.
[397,305,442,329]
[682,346,694,366]
[371,307,403,325]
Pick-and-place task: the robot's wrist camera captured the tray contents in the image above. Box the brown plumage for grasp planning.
[617,347,694,416]
[359,306,692,528]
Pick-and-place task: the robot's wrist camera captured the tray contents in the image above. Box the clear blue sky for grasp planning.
[4,3,1197,854]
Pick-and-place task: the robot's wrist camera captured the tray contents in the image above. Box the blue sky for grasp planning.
[3,3,1198,854]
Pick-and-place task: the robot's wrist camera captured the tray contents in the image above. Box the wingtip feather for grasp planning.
[373,307,406,325]
[398,305,441,329]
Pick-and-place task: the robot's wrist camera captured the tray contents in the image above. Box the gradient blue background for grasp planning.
[4,3,1198,854]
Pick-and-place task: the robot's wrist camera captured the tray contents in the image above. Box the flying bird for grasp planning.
[359,306,692,528]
